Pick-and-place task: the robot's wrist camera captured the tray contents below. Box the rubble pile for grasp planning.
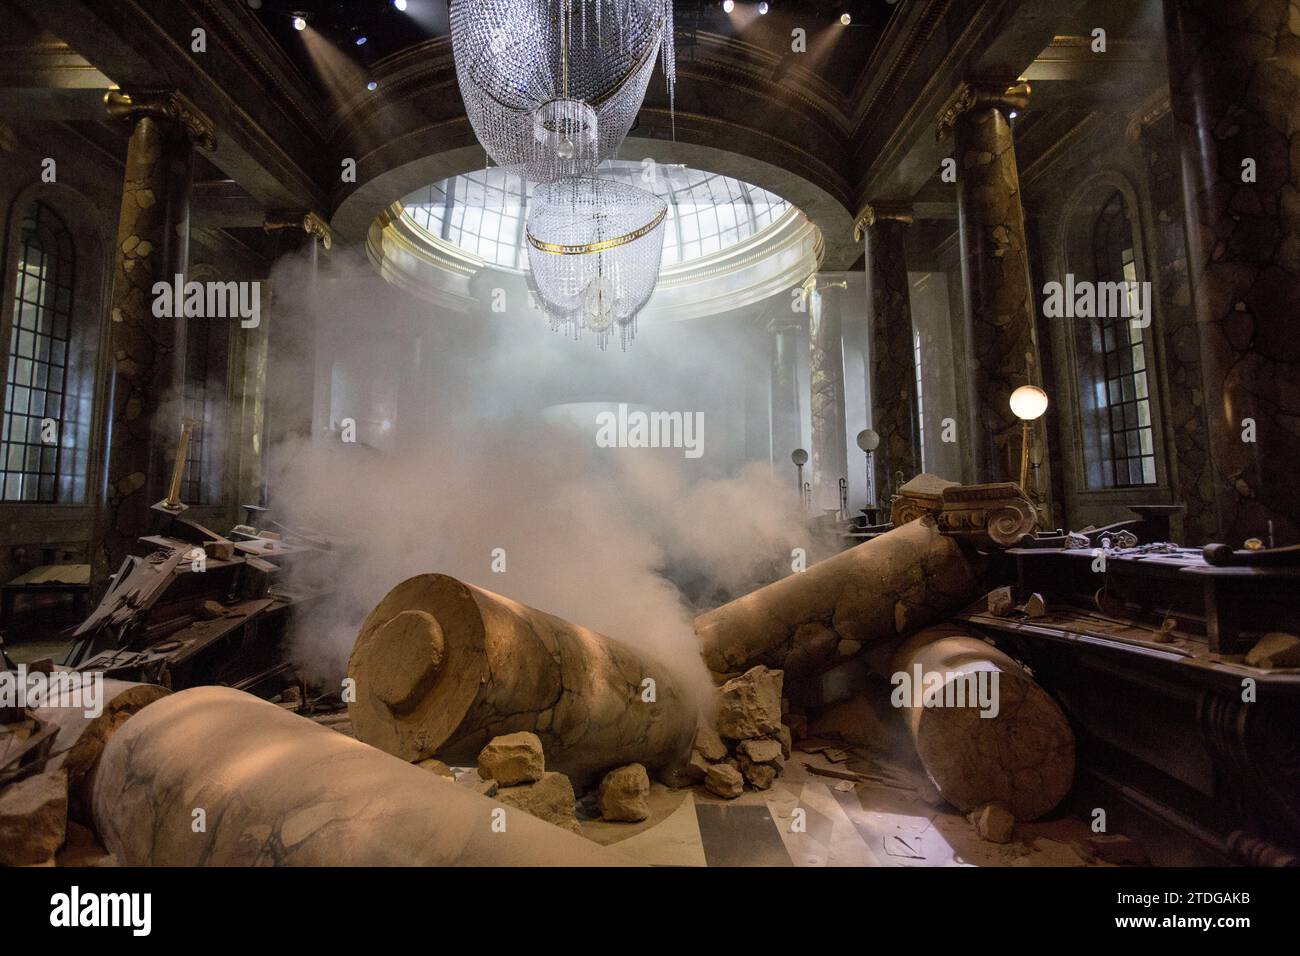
[688,665,794,798]
[472,731,582,832]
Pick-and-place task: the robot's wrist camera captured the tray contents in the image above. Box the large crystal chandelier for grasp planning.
[450,0,675,184]
[526,177,667,350]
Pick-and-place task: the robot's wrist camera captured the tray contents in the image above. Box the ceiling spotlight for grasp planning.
[759,1,769,12]
[722,0,734,11]
[355,35,368,46]
[393,0,408,10]
[1008,110,1019,119]
[367,80,378,91]
[292,14,306,31]
[841,13,852,25]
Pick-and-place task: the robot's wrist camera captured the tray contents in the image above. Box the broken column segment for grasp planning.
[891,623,1075,821]
[347,573,696,783]
[92,686,630,866]
[695,515,984,680]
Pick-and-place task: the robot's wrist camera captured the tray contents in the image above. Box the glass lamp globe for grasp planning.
[1009,385,1049,421]
[856,428,880,453]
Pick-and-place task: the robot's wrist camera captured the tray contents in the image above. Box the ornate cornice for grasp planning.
[852,200,914,242]
[1125,88,1172,143]
[935,80,1031,142]
[103,89,217,151]
[263,210,334,250]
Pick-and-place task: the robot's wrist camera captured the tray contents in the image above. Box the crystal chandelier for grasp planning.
[526,177,667,350]
[450,0,675,184]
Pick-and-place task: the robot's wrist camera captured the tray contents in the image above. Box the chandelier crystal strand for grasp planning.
[526,177,667,351]
[450,0,675,185]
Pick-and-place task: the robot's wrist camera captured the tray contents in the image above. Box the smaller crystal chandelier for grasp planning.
[526,177,667,350]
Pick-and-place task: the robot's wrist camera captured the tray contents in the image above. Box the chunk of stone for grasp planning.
[477,731,544,786]
[693,726,727,762]
[598,763,650,822]
[472,779,499,798]
[969,802,1015,844]
[415,757,456,780]
[1245,632,1300,668]
[776,725,792,759]
[704,762,745,798]
[716,666,783,739]
[685,751,712,782]
[738,738,783,765]
[988,587,1015,617]
[0,769,68,866]
[837,639,862,658]
[1022,593,1047,618]
[496,772,580,833]
[740,759,777,790]
[197,599,226,620]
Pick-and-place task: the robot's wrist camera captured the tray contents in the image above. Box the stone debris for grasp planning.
[1245,632,1300,668]
[837,639,862,658]
[0,769,68,866]
[477,731,545,786]
[1021,592,1047,618]
[988,586,1015,617]
[685,751,712,782]
[739,758,776,790]
[496,771,581,833]
[776,725,792,759]
[969,802,1016,844]
[415,757,456,781]
[738,738,783,765]
[716,666,783,739]
[598,763,650,822]
[704,762,744,799]
[692,726,727,762]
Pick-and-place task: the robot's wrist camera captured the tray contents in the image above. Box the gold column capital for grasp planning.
[1125,88,1171,143]
[104,89,217,151]
[936,80,1031,142]
[264,210,334,251]
[853,201,914,242]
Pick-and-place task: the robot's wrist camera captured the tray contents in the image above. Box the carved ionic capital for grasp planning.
[935,80,1031,142]
[853,201,914,242]
[104,89,217,151]
[889,475,1036,549]
[264,210,334,250]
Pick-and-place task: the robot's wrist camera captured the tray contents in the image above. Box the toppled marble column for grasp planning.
[695,515,983,680]
[348,574,696,783]
[890,623,1075,821]
[91,686,628,866]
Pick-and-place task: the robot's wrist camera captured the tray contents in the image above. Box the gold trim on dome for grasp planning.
[526,206,667,255]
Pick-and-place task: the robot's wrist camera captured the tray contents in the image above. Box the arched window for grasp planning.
[1079,190,1157,488]
[1,202,75,502]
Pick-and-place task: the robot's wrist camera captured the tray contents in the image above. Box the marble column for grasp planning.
[859,202,921,505]
[1163,0,1300,546]
[768,313,804,472]
[96,91,214,583]
[938,81,1047,486]
[808,275,848,512]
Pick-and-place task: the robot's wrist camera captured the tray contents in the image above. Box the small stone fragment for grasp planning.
[693,726,727,762]
[1245,632,1300,668]
[743,761,777,790]
[1022,593,1047,618]
[477,731,544,786]
[988,587,1015,617]
[704,763,744,799]
[969,802,1015,844]
[716,666,783,739]
[598,763,650,822]
[496,771,580,833]
[685,751,712,782]
[197,599,226,620]
[738,738,783,765]
[0,770,68,866]
[415,757,456,780]
[837,639,862,658]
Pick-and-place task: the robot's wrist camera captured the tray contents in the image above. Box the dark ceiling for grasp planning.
[248,0,895,101]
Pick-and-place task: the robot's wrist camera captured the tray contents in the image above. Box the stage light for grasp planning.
[759,1,769,12]
[356,35,368,46]
[840,13,851,25]
[394,0,408,11]
[367,80,378,91]
[292,15,307,31]
[1009,110,1019,119]
[722,0,735,11]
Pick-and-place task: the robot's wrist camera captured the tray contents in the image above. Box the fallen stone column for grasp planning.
[91,685,631,866]
[890,623,1075,820]
[695,516,984,680]
[348,573,696,784]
